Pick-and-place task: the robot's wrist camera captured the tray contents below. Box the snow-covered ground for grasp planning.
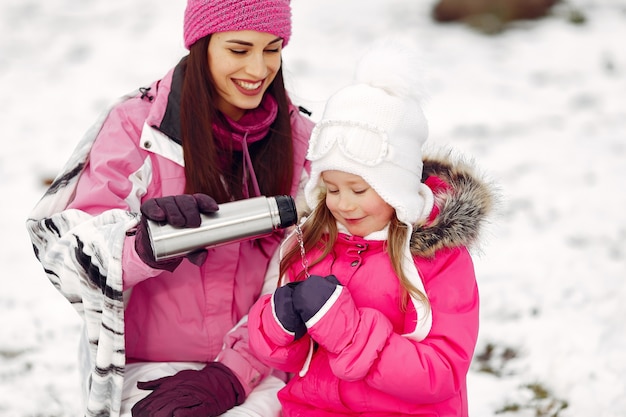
[1,0,625,415]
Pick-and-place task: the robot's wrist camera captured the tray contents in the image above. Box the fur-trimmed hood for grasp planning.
[411,150,497,258]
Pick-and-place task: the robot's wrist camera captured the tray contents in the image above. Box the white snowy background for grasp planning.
[1,0,625,415]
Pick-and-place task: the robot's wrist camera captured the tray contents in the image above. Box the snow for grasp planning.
[1,0,625,415]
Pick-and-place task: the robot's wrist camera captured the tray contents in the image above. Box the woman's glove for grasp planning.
[292,275,342,324]
[272,282,307,341]
[131,362,245,417]
[134,194,218,271]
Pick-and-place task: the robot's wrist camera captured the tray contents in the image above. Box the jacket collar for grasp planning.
[139,57,186,145]
[158,59,185,144]
[411,150,497,258]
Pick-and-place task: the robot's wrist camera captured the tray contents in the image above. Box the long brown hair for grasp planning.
[280,191,430,311]
[180,35,294,203]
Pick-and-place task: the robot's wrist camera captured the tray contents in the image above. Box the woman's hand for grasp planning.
[134,193,218,271]
[131,362,245,417]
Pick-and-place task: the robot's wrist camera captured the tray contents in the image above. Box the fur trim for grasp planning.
[411,149,497,258]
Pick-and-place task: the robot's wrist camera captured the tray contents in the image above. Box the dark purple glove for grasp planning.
[131,362,245,417]
[134,194,218,271]
[273,282,307,340]
[292,275,342,323]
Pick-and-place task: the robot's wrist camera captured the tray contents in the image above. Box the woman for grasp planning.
[25,1,313,416]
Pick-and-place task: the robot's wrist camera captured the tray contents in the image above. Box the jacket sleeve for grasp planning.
[25,95,149,417]
[66,100,166,287]
[306,246,479,404]
[215,315,271,396]
[247,294,313,374]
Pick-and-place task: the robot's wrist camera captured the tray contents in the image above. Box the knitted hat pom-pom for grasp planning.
[354,40,428,103]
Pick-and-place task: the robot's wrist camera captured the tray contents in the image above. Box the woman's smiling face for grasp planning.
[207,30,283,121]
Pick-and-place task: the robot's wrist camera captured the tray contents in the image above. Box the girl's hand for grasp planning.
[292,275,342,324]
[272,282,307,340]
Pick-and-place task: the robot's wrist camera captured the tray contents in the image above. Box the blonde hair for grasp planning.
[280,190,430,311]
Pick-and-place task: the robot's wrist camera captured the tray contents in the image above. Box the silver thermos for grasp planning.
[147,195,298,261]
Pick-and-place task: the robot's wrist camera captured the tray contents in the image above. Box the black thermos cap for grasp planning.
[275,195,298,228]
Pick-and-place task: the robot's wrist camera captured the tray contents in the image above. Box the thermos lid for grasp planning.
[275,195,298,228]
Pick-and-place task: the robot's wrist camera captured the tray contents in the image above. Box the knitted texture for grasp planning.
[184,0,292,49]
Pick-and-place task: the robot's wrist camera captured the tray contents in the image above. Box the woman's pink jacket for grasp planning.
[66,63,313,393]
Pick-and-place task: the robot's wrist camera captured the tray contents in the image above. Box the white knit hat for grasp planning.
[304,41,434,227]
[303,42,435,341]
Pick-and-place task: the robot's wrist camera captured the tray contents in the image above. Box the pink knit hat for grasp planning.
[183,0,292,49]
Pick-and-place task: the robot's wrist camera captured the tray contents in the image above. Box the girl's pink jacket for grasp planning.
[249,161,496,416]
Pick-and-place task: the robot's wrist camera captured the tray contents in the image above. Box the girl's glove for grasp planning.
[292,275,342,324]
[272,282,307,340]
[131,362,245,417]
[134,194,218,271]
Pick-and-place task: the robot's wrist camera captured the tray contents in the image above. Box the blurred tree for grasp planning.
[432,0,559,34]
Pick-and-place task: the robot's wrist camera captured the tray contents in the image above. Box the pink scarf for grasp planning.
[212,94,278,198]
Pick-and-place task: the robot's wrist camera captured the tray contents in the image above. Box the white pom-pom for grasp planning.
[354,39,428,102]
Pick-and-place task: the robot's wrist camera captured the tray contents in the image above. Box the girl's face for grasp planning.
[208,30,283,121]
[322,170,395,237]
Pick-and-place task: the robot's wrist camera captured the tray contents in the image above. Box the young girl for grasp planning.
[248,43,496,416]
[25,1,313,416]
